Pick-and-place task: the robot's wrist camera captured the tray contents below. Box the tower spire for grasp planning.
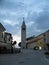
[23,17,25,22]
[22,17,26,27]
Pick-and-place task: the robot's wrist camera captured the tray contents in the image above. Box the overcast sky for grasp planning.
[0,0,49,43]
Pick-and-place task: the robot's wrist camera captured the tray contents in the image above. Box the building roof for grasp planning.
[0,23,6,31]
[26,36,35,41]
[26,29,49,45]
[5,32,12,36]
[0,42,8,47]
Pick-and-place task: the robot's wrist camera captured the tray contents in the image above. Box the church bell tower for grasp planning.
[21,18,26,49]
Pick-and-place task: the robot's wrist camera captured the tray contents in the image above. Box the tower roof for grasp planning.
[22,18,26,27]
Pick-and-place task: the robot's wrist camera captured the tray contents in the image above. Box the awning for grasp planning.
[0,42,8,47]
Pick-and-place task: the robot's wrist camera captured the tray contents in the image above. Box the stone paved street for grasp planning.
[0,50,49,65]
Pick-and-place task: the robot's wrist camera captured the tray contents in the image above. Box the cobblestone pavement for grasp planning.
[0,50,49,65]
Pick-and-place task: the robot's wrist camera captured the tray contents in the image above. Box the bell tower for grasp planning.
[21,18,26,49]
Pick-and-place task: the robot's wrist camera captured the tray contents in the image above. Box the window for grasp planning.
[44,38,46,42]
[43,33,46,36]
[40,42,41,44]
[23,47,25,49]
[22,28,25,30]
[7,36,10,41]
[4,37,6,43]
[9,37,10,41]
[2,33,3,38]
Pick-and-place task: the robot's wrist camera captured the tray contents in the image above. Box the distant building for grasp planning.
[26,30,49,50]
[21,18,26,49]
[0,23,12,53]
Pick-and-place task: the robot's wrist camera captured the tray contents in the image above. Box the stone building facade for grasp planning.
[0,23,12,53]
[26,30,49,50]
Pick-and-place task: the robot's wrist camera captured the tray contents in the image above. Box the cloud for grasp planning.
[3,19,19,26]
[35,10,49,30]
[26,21,42,37]
[13,34,21,44]
[26,21,35,28]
